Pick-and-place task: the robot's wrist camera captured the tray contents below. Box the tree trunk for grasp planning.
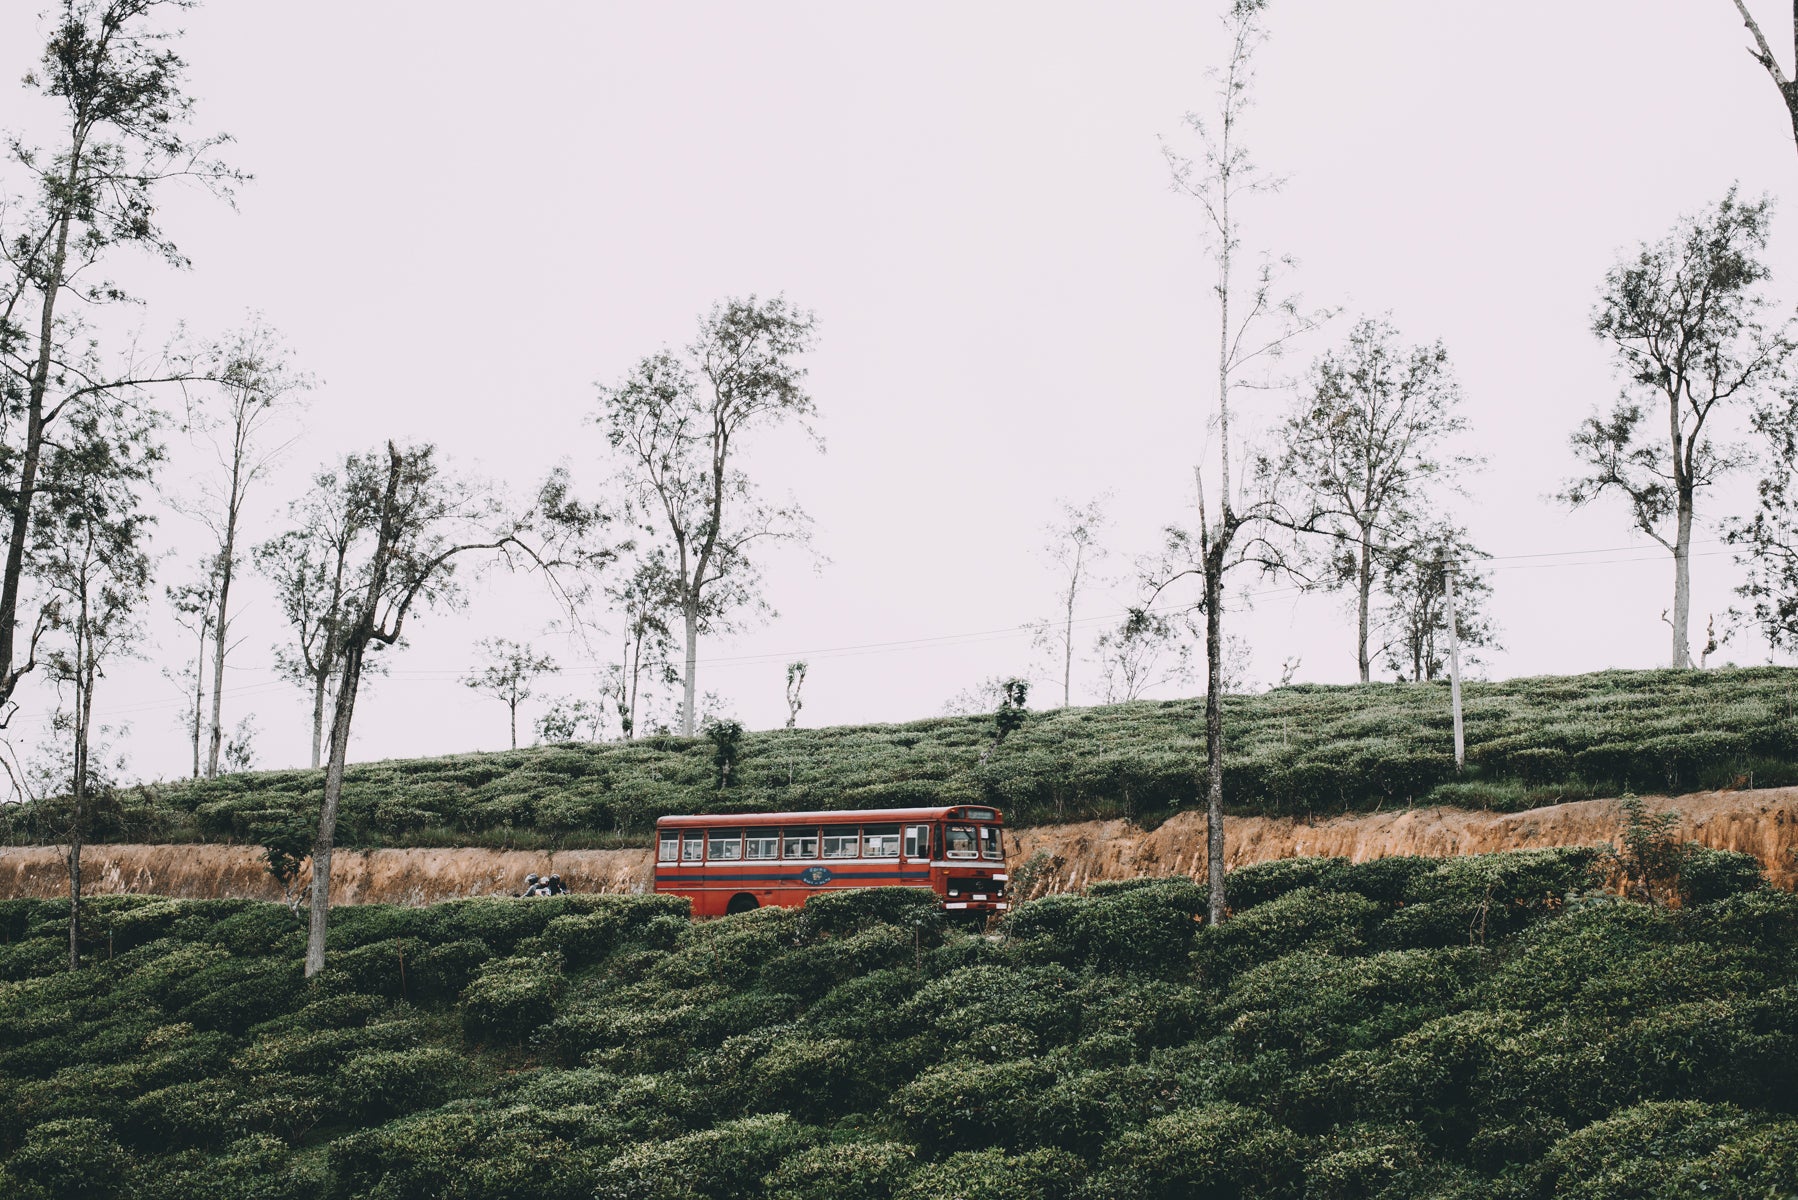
[1671,496,1693,668]
[1356,524,1374,683]
[509,696,518,750]
[1202,545,1228,926]
[306,646,364,978]
[1062,549,1078,707]
[191,623,206,778]
[207,536,236,777]
[681,603,699,736]
[309,670,328,769]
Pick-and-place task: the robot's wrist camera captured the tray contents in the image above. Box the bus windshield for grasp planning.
[945,825,978,859]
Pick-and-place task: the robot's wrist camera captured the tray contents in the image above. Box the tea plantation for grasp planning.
[13,667,1798,851]
[1,848,1794,1199]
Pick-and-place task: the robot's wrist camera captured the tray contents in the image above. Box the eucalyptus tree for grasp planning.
[256,465,373,769]
[1095,606,1198,703]
[164,564,217,778]
[37,404,156,969]
[298,443,599,977]
[183,320,307,776]
[1031,497,1109,706]
[1277,317,1474,682]
[0,0,239,719]
[462,637,558,750]
[1152,0,1331,923]
[1563,188,1794,667]
[1377,525,1499,683]
[598,296,821,735]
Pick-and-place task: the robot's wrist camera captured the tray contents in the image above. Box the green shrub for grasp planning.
[590,1113,815,1200]
[1193,887,1385,980]
[123,1078,245,1149]
[1092,1102,1304,1200]
[895,1146,1085,1200]
[460,953,564,1043]
[1536,1100,1758,1199]
[333,1046,464,1120]
[1677,849,1766,906]
[889,1058,1058,1150]
[762,1140,916,1200]
[5,1118,135,1200]
[801,888,943,938]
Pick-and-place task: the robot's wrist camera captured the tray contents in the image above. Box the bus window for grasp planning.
[904,824,932,860]
[744,830,779,860]
[657,831,679,863]
[820,828,859,858]
[863,824,900,858]
[709,829,743,861]
[945,825,978,859]
[979,825,1004,861]
[681,831,704,862]
[782,828,820,859]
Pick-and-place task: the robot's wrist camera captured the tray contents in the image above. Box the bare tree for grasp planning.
[1030,497,1110,706]
[301,443,594,977]
[462,637,558,751]
[184,320,306,776]
[164,563,217,778]
[1726,1,1798,158]
[1151,0,1330,924]
[0,0,239,720]
[1277,317,1474,681]
[598,296,821,735]
[1563,187,1794,667]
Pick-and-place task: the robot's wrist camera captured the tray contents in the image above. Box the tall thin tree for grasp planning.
[0,0,239,719]
[1277,317,1475,681]
[185,321,306,777]
[1031,497,1109,706]
[1151,0,1330,924]
[1563,187,1794,667]
[598,296,821,735]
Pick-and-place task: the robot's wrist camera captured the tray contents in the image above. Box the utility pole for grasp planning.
[1444,557,1465,771]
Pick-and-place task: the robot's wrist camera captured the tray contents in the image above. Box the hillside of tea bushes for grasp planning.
[0,847,1793,1199]
[13,667,1798,851]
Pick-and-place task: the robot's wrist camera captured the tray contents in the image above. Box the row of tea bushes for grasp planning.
[1,846,1793,1198]
[8,667,1798,850]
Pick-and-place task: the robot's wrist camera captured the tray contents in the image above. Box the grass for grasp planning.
[9,666,1798,850]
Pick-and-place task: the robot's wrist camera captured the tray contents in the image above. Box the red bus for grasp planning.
[653,805,1009,918]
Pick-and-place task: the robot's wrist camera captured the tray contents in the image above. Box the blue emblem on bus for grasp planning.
[800,866,832,885]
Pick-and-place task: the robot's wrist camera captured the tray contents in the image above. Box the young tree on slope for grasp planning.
[462,637,558,751]
[164,563,217,778]
[183,320,306,777]
[601,547,679,741]
[299,443,600,977]
[1095,605,1199,704]
[1149,0,1332,924]
[1728,390,1798,653]
[1562,188,1794,668]
[1029,497,1110,707]
[1378,524,1499,683]
[0,0,239,720]
[38,404,156,969]
[1276,316,1476,682]
[598,296,821,736]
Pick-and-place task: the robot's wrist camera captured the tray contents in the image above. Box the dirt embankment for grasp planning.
[1,788,1792,905]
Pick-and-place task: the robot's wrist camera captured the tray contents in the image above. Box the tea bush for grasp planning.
[17,667,1798,848]
[0,857,1793,1198]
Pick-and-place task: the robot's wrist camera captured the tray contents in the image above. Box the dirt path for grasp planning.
[1,787,1792,905]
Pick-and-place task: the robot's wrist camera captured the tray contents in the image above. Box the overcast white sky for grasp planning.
[5,1,1798,783]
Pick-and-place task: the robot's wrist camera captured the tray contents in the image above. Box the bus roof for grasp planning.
[655,806,1003,829]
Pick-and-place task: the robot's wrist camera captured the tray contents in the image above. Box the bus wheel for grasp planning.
[726,893,759,916]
